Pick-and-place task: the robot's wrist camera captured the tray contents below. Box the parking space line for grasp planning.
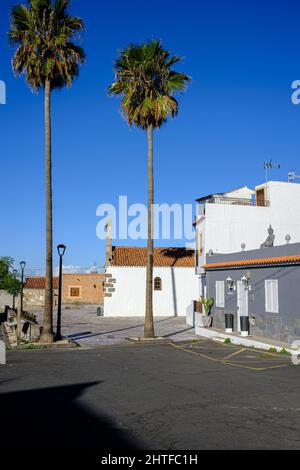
[169,342,289,372]
[222,348,247,361]
[179,339,211,346]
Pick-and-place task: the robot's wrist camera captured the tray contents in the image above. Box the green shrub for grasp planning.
[280,348,290,355]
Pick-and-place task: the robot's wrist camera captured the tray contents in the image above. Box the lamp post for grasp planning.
[12,269,17,311]
[55,244,66,342]
[20,262,26,314]
[18,261,26,346]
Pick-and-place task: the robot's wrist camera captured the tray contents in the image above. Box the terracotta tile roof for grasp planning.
[111,246,195,267]
[24,277,59,289]
[203,254,300,270]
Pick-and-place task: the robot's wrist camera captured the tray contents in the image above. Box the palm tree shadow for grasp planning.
[65,318,173,341]
[0,382,143,449]
[161,248,195,318]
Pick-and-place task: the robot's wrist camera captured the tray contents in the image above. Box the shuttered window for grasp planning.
[216,281,225,308]
[265,280,279,314]
[70,287,81,298]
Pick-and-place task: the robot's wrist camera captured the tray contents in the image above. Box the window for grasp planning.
[265,280,279,313]
[70,287,81,298]
[216,281,225,308]
[154,277,162,291]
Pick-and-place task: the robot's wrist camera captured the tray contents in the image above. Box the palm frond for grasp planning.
[9,0,85,91]
[109,40,190,130]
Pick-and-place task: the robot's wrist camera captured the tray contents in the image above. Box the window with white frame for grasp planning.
[216,281,225,308]
[265,280,279,314]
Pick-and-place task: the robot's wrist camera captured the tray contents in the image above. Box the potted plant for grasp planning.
[199,297,214,328]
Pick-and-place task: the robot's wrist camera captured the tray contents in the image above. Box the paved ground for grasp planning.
[1,339,300,450]
[35,307,199,347]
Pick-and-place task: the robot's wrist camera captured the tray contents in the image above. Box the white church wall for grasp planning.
[104,267,198,317]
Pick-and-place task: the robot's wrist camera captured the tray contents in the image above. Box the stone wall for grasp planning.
[62,274,104,305]
[24,274,104,307]
[24,289,58,308]
[0,291,13,311]
[211,307,300,344]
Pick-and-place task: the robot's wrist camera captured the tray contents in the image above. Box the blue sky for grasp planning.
[1,0,300,273]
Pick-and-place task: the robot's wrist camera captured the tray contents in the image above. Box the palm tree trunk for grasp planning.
[144,124,155,339]
[40,78,54,344]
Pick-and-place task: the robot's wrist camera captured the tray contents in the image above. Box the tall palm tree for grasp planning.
[109,40,190,338]
[9,0,85,343]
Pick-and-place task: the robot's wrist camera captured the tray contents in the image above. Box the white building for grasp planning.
[195,181,300,296]
[104,246,198,317]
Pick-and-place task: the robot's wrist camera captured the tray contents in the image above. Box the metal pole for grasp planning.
[20,267,24,315]
[55,254,63,341]
[12,271,17,311]
[17,268,24,346]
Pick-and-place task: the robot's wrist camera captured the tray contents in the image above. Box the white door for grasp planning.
[237,281,249,332]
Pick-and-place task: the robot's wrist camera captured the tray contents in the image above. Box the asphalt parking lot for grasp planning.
[171,339,292,371]
[0,340,299,450]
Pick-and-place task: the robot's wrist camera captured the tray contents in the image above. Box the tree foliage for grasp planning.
[0,257,20,295]
[108,39,190,129]
[9,0,85,91]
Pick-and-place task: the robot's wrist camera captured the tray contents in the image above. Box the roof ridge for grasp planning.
[204,253,300,270]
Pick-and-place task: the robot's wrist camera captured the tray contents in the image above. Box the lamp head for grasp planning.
[57,244,66,257]
[20,261,26,270]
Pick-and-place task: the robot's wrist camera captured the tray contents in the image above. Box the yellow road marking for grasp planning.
[222,348,247,361]
[178,339,211,348]
[169,342,288,372]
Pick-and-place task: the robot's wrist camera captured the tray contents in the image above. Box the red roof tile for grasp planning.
[24,277,59,289]
[111,247,195,267]
[203,254,300,270]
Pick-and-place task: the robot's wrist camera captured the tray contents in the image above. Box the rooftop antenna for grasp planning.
[288,171,300,183]
[264,160,281,184]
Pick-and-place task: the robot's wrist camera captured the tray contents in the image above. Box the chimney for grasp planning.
[105,217,113,267]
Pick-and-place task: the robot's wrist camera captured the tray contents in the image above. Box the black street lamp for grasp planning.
[12,269,17,311]
[20,261,26,314]
[55,244,66,342]
[18,262,26,346]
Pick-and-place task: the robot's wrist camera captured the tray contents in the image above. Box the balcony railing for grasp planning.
[206,196,270,207]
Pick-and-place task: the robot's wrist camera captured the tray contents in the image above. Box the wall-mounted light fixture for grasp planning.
[226,277,234,293]
[241,275,252,291]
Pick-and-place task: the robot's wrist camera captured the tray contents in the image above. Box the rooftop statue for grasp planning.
[261,225,275,249]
